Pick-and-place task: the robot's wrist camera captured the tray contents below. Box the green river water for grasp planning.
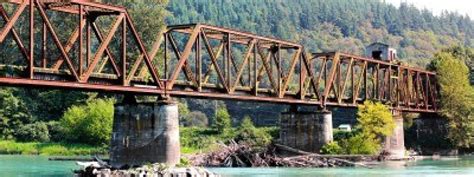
[0,155,473,177]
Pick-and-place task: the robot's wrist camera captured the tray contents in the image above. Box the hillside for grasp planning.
[167,0,474,67]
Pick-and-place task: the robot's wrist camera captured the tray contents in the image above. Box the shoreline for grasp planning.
[0,140,106,156]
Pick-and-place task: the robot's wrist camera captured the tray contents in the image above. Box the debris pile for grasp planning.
[189,141,373,168]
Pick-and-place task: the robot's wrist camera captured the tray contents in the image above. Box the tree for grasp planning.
[356,100,395,139]
[183,111,209,127]
[440,46,474,85]
[178,100,190,125]
[0,88,32,140]
[430,52,474,148]
[60,99,115,146]
[14,122,50,142]
[235,116,272,147]
[215,106,231,133]
[336,100,395,155]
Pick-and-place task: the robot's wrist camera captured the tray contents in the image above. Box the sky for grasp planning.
[384,0,474,18]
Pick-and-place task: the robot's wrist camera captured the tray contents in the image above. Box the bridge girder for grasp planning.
[0,0,439,113]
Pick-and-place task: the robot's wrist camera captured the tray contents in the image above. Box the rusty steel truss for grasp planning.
[0,0,438,112]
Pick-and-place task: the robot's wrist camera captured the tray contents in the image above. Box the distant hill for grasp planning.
[167,0,474,67]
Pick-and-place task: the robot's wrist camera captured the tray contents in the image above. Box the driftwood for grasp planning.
[190,141,372,168]
[275,143,372,168]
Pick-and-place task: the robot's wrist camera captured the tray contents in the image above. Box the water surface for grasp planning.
[1,155,473,177]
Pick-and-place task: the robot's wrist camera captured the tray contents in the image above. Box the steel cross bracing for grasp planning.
[0,0,439,112]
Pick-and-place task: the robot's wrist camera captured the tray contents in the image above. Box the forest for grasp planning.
[0,0,473,155]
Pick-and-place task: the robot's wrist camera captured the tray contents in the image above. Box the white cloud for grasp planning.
[384,0,474,18]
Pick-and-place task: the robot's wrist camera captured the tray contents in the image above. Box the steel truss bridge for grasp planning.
[0,0,438,112]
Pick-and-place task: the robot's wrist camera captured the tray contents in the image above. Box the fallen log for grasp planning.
[275,143,372,168]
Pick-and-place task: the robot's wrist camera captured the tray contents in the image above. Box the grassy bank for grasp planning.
[0,126,279,156]
[0,140,107,156]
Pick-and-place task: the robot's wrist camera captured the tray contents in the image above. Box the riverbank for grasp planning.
[0,140,106,156]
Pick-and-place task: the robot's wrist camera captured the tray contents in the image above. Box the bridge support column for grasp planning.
[110,98,180,168]
[383,110,405,158]
[280,108,333,152]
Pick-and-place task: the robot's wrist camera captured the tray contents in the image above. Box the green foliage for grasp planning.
[333,129,357,141]
[180,125,278,154]
[214,106,232,133]
[168,0,474,67]
[45,121,64,142]
[15,90,89,122]
[327,101,394,155]
[235,116,272,147]
[176,157,191,167]
[180,127,220,153]
[339,133,381,155]
[60,99,114,146]
[0,140,106,156]
[14,122,50,142]
[320,141,343,155]
[178,101,190,119]
[431,51,474,148]
[357,100,394,139]
[183,111,209,127]
[0,88,32,140]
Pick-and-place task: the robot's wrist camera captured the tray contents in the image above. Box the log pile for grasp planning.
[189,141,372,168]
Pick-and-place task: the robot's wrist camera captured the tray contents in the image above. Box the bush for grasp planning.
[320,141,343,154]
[45,121,64,142]
[326,101,393,155]
[60,99,114,146]
[180,127,219,153]
[215,107,231,133]
[183,111,208,127]
[235,116,272,147]
[340,133,380,155]
[333,129,357,141]
[14,122,50,142]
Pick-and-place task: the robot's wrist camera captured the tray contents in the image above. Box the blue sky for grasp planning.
[384,0,473,18]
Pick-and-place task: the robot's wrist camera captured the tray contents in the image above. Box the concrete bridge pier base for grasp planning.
[280,108,333,153]
[110,97,180,168]
[383,110,405,158]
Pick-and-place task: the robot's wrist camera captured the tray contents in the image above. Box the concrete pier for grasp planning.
[383,110,405,158]
[280,109,333,152]
[110,99,180,168]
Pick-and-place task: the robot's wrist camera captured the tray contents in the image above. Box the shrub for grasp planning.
[326,101,394,155]
[333,129,357,141]
[320,141,343,154]
[215,107,231,133]
[45,121,64,142]
[60,99,114,146]
[180,127,219,153]
[340,133,380,155]
[183,111,209,127]
[14,122,50,142]
[235,116,272,147]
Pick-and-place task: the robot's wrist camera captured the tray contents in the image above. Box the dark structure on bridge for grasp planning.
[0,0,440,167]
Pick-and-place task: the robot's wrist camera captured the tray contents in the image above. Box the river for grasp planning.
[0,155,473,177]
